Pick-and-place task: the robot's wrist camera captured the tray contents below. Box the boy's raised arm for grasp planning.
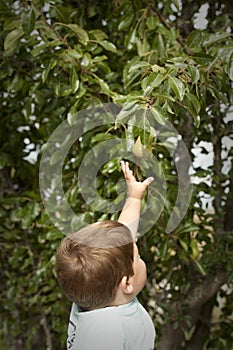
[118,161,154,240]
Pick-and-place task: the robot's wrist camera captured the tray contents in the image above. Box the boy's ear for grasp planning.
[119,275,134,295]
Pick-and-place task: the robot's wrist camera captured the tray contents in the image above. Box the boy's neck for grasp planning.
[107,290,135,308]
[82,294,135,312]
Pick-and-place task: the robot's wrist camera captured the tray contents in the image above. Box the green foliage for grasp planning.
[0,0,233,349]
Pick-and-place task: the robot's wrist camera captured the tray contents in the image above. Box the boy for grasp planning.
[56,161,155,349]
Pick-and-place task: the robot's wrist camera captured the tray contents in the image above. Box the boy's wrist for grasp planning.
[127,196,143,201]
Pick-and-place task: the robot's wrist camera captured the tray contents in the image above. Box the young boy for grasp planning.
[56,161,155,349]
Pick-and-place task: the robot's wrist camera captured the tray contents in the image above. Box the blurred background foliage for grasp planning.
[0,0,233,349]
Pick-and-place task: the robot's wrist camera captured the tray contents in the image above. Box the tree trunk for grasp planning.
[158,270,228,349]
[185,297,216,350]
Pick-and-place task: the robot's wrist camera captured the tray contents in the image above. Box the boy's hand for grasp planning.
[120,161,154,200]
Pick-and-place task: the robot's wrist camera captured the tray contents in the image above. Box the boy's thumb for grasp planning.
[143,177,154,186]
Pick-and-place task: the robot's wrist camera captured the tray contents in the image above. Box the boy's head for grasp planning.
[55,221,137,310]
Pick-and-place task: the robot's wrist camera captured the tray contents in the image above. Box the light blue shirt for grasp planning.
[67,297,155,350]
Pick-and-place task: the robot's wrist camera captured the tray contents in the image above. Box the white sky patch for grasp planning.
[193,3,209,30]
[190,141,214,209]
[192,141,214,171]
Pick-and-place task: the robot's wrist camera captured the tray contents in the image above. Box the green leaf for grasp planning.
[10,207,23,222]
[35,20,57,39]
[42,59,57,83]
[187,66,200,84]
[95,77,114,96]
[3,19,20,31]
[190,239,200,259]
[4,28,24,51]
[207,48,225,73]
[30,42,48,57]
[156,34,166,58]
[60,87,72,97]
[22,7,36,34]
[91,133,114,144]
[90,29,108,41]
[136,36,150,56]
[228,51,233,81]
[172,0,181,11]
[149,105,167,125]
[203,32,232,47]
[186,30,203,48]
[122,101,138,111]
[179,238,188,252]
[125,71,141,88]
[99,40,117,53]
[67,107,78,126]
[193,259,206,276]
[10,202,40,229]
[81,53,92,67]
[210,86,229,105]
[67,49,83,60]
[151,64,166,73]
[75,82,86,99]
[23,97,32,120]
[113,94,128,103]
[67,24,89,44]
[118,14,134,31]
[168,76,185,100]
[96,61,111,74]
[92,55,107,63]
[161,240,168,260]
[46,228,63,241]
[147,72,165,88]
[115,103,139,124]
[183,93,201,119]
[191,53,214,65]
[128,61,151,73]
[176,223,200,234]
[70,67,80,93]
[9,73,24,92]
[54,5,70,24]
[146,16,159,30]
[155,93,175,102]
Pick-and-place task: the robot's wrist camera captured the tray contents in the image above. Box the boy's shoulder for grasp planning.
[68,299,140,340]
[68,303,125,350]
[67,299,155,350]
[70,299,138,326]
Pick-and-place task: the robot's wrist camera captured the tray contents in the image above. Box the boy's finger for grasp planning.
[143,177,154,186]
[121,160,130,178]
[120,160,126,173]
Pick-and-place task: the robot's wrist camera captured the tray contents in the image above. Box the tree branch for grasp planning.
[149,4,192,55]
[40,311,53,350]
[183,269,228,309]
[158,269,228,350]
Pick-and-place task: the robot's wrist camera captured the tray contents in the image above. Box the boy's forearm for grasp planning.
[118,197,142,240]
[118,161,154,239]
